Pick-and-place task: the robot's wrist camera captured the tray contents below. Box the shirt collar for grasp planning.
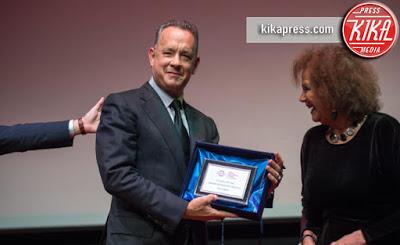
[149,77,184,108]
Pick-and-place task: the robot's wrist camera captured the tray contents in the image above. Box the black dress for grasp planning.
[301,112,400,244]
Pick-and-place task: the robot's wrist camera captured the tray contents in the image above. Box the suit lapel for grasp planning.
[140,83,187,179]
[185,104,202,153]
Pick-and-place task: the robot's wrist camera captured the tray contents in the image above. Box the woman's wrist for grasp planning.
[299,230,317,244]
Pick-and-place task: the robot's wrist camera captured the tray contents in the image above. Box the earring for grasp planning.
[331,110,338,120]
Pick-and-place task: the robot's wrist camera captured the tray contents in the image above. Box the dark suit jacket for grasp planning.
[96,83,219,245]
[0,120,73,155]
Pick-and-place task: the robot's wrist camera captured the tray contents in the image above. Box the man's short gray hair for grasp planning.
[154,20,199,56]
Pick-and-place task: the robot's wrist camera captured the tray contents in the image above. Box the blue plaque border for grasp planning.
[181,141,274,220]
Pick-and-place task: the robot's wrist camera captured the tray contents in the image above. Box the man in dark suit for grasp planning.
[0,97,104,155]
[96,20,284,245]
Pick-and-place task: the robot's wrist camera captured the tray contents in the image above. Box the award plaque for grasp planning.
[181,141,275,220]
[195,159,257,205]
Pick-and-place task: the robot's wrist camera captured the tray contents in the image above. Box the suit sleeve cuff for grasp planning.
[163,198,188,234]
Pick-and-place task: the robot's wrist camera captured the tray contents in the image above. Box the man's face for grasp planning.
[148,26,199,98]
[299,68,331,125]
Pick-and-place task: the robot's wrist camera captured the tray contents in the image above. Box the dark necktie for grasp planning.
[170,100,190,164]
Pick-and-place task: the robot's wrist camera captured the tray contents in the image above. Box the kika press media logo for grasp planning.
[342,1,398,58]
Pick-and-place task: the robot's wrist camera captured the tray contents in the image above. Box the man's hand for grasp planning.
[331,230,366,245]
[74,97,104,135]
[266,153,284,195]
[184,194,237,221]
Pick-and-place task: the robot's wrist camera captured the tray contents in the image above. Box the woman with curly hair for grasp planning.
[293,45,400,245]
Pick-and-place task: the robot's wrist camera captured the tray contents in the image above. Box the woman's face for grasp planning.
[299,69,332,125]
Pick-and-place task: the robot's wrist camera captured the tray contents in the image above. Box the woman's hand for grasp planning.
[331,230,366,245]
